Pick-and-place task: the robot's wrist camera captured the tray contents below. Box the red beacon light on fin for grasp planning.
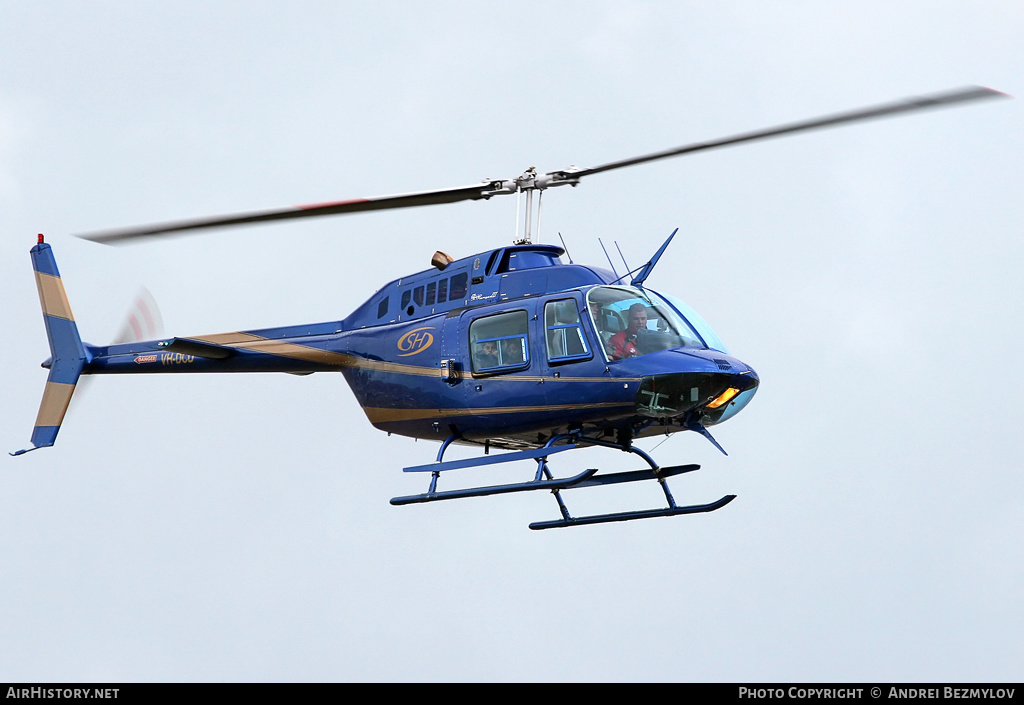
[38,233,44,244]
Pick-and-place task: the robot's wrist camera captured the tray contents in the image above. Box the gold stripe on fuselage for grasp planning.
[187,333,641,383]
[362,401,635,424]
[190,331,441,376]
[34,272,74,321]
[469,374,640,383]
[347,359,440,377]
[189,332,356,366]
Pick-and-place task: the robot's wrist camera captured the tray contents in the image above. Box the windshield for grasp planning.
[586,286,705,360]
[653,290,727,354]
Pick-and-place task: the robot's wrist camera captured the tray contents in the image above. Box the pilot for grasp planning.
[609,303,648,360]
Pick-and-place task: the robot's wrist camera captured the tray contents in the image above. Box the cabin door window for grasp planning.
[469,310,530,374]
[544,299,592,363]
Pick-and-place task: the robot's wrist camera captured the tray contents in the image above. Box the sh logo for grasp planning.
[396,327,435,357]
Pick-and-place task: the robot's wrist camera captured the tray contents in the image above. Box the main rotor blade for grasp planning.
[78,86,1005,245]
[78,181,504,244]
[571,86,1007,178]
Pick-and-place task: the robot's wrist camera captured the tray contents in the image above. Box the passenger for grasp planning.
[475,340,499,369]
[609,303,648,360]
[501,338,525,364]
[589,299,615,355]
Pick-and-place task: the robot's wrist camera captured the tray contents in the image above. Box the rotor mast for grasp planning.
[507,165,582,245]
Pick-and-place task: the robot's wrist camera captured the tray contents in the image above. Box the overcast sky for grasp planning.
[1,1,1022,682]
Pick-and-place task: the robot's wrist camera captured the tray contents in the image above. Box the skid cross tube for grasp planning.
[527,434,737,529]
[393,433,582,505]
[391,467,599,505]
[390,432,736,528]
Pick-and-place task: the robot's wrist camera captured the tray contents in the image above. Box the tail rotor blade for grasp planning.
[111,288,164,344]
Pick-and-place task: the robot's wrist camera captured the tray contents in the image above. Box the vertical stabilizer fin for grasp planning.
[12,237,88,456]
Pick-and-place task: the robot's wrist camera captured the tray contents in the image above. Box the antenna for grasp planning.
[598,238,621,280]
[614,241,631,274]
[631,228,679,289]
[558,232,574,263]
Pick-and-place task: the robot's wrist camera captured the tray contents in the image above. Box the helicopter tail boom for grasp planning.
[12,237,88,456]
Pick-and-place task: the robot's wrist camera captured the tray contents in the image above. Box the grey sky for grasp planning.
[1,1,1021,681]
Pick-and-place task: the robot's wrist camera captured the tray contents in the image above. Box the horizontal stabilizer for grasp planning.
[12,359,86,456]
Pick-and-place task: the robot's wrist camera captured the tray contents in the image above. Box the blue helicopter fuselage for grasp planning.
[72,243,758,450]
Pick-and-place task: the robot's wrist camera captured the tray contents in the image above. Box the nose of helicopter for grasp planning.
[633,351,759,425]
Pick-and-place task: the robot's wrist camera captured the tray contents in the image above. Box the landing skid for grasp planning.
[390,433,735,530]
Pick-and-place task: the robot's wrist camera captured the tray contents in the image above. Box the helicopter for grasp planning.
[14,86,1005,530]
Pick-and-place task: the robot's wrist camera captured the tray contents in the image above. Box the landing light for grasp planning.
[707,387,740,409]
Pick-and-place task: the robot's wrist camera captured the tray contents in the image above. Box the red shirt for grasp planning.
[609,330,640,360]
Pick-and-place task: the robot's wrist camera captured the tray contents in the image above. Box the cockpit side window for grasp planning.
[469,310,530,374]
[586,286,705,361]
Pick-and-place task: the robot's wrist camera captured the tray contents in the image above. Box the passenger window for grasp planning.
[401,290,411,310]
[413,286,424,306]
[437,278,448,304]
[544,299,591,363]
[449,272,468,300]
[469,310,530,373]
